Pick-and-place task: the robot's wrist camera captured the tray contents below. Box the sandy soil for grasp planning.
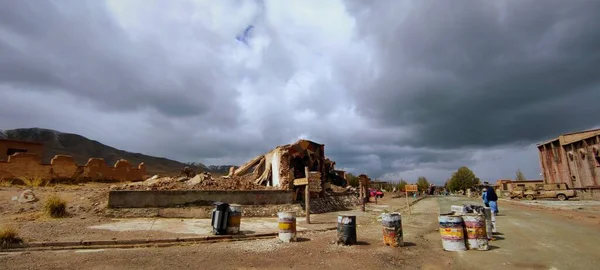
[438,196,600,270]
[0,194,451,270]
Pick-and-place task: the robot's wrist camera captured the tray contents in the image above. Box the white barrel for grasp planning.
[491,211,497,233]
[483,207,493,240]
[450,205,466,215]
[438,214,467,251]
[462,214,489,250]
[278,211,296,243]
[227,204,242,234]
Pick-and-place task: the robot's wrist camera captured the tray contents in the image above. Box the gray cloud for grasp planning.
[1,0,598,184]
[345,0,600,148]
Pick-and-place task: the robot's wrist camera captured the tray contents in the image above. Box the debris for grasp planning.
[186,172,212,186]
[18,189,38,203]
[175,176,189,182]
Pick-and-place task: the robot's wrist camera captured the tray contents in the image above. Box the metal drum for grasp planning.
[382,213,403,247]
[462,214,489,250]
[438,214,467,251]
[211,202,230,235]
[337,215,357,245]
[483,207,493,240]
[227,204,242,235]
[278,211,297,242]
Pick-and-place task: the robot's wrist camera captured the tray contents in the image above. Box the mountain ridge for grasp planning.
[1,127,209,175]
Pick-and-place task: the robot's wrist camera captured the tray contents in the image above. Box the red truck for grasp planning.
[369,188,384,198]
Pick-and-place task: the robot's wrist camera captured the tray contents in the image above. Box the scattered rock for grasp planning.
[18,189,38,203]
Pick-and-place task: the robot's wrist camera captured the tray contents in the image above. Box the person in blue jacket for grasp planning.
[486,186,499,214]
[482,188,489,207]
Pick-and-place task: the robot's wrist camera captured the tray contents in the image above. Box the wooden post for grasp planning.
[406,191,411,215]
[305,166,311,224]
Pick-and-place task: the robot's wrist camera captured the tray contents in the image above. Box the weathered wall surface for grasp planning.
[108,190,296,208]
[308,194,361,214]
[539,136,600,189]
[0,153,146,182]
[105,204,305,218]
[0,139,44,161]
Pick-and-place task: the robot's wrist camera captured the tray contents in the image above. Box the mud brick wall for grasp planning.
[0,153,146,183]
[108,190,295,208]
[308,194,361,214]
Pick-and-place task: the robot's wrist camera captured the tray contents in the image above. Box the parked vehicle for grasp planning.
[522,183,577,201]
[369,188,384,198]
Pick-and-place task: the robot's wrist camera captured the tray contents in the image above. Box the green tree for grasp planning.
[346,173,359,187]
[515,169,527,181]
[416,176,430,191]
[447,166,480,192]
[396,179,407,191]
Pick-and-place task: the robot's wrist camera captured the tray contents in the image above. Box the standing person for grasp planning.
[482,188,489,207]
[486,185,499,214]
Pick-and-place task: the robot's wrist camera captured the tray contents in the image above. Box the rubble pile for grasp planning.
[112,172,274,191]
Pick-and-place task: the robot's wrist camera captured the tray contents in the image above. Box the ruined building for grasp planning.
[537,128,600,189]
[229,139,346,196]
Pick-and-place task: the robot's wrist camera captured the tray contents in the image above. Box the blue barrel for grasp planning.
[337,215,357,245]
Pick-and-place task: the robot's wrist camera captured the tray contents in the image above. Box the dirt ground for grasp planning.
[4,186,600,270]
[438,196,600,270]
[0,192,452,270]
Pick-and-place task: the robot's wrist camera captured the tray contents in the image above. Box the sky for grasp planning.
[1,0,599,184]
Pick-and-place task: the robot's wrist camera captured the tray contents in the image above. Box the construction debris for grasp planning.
[112,172,273,191]
[18,189,38,203]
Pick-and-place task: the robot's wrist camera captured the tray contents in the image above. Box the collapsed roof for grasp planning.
[229,139,327,189]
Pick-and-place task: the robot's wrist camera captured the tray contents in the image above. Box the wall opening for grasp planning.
[6,148,27,156]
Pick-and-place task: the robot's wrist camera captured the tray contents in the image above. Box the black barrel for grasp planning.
[211,202,230,235]
[337,215,357,245]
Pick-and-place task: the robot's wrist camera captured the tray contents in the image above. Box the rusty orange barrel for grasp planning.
[463,214,489,250]
[278,211,297,242]
[227,204,242,234]
[439,214,466,251]
[382,213,403,247]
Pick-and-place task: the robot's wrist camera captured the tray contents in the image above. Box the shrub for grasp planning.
[18,176,50,187]
[0,177,14,187]
[0,226,23,249]
[44,195,68,218]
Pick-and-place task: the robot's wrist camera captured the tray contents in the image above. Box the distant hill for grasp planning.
[208,165,238,174]
[1,128,208,175]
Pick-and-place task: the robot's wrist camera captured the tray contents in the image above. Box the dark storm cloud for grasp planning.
[0,0,238,121]
[345,0,600,148]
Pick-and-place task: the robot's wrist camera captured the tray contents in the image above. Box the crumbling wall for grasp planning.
[0,153,146,183]
[0,153,51,180]
[50,155,79,179]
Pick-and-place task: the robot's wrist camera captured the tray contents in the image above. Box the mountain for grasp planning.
[1,128,206,175]
[208,165,238,174]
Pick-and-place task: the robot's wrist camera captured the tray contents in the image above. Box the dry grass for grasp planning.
[44,195,68,218]
[0,177,14,187]
[0,226,23,249]
[18,175,51,187]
